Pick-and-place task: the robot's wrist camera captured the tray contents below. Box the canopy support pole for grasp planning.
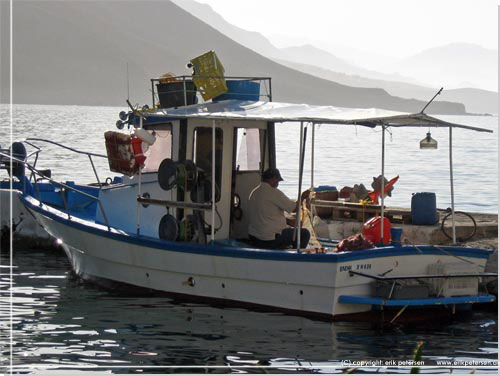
[449,126,456,243]
[211,119,216,243]
[136,116,143,236]
[311,122,315,190]
[295,122,307,252]
[380,124,386,243]
[310,122,315,221]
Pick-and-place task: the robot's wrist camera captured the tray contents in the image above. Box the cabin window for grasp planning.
[193,127,223,197]
[142,128,172,173]
[234,128,261,171]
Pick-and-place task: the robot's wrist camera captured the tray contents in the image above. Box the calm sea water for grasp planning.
[0,104,498,373]
[1,249,498,374]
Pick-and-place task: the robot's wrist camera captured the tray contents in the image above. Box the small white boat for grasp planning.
[5,66,496,322]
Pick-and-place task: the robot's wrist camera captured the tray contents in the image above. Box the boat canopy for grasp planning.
[154,100,492,133]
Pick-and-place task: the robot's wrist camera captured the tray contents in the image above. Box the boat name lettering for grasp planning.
[356,263,372,270]
[339,264,372,272]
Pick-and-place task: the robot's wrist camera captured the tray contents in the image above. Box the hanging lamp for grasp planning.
[420,129,438,149]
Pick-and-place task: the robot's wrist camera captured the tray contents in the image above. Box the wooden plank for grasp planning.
[315,199,416,223]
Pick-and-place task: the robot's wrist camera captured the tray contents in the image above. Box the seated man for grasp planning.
[247,168,310,249]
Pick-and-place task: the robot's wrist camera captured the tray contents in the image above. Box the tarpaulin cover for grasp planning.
[152,100,491,133]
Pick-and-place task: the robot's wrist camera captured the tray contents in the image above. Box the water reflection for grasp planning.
[0,248,497,374]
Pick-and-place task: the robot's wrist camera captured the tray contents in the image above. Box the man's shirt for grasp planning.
[247,182,295,241]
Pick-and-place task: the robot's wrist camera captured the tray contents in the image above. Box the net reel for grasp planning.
[158,158,177,191]
[158,214,179,241]
[159,213,206,244]
[158,159,198,192]
[175,160,197,191]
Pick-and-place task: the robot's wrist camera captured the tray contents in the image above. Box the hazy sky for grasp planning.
[197,0,498,57]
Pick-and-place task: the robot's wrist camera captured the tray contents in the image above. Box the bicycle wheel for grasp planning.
[441,211,477,242]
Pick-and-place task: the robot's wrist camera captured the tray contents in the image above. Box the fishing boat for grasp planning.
[3,54,496,322]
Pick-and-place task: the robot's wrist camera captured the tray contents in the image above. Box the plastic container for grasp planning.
[390,227,403,246]
[314,185,338,193]
[156,81,197,108]
[362,216,391,245]
[312,186,338,218]
[213,80,260,101]
[411,192,437,225]
[134,128,156,145]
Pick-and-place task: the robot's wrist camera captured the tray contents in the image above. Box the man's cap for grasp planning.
[262,168,284,181]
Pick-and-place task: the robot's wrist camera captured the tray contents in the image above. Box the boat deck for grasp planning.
[314,209,497,246]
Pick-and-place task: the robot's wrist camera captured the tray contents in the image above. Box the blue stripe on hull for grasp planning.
[20,194,493,263]
[338,294,496,306]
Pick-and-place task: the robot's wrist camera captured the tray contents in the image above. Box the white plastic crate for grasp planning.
[427,262,479,297]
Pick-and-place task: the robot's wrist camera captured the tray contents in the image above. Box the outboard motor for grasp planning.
[4,142,27,180]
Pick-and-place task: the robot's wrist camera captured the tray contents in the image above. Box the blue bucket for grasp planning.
[391,228,403,246]
[213,80,260,101]
[411,192,437,225]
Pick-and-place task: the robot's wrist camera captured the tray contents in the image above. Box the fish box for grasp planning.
[427,263,479,297]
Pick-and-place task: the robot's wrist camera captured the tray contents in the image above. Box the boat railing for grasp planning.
[150,75,272,109]
[0,151,111,231]
[24,138,108,187]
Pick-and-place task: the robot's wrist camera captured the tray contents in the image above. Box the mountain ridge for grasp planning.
[0,0,467,114]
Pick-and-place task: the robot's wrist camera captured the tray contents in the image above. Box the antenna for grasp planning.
[420,87,443,114]
[126,62,130,101]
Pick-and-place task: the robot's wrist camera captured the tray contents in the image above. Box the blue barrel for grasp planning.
[411,192,437,225]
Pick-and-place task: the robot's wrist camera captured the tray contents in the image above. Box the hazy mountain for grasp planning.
[387,43,498,92]
[266,33,398,70]
[171,0,281,58]
[170,0,497,113]
[0,0,466,114]
[439,88,498,115]
[172,0,423,86]
[277,59,498,114]
[171,0,497,113]
[279,44,422,85]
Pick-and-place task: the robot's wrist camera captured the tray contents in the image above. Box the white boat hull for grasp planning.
[23,196,490,319]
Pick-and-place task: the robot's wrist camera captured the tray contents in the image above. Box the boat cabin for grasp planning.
[100,77,277,244]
